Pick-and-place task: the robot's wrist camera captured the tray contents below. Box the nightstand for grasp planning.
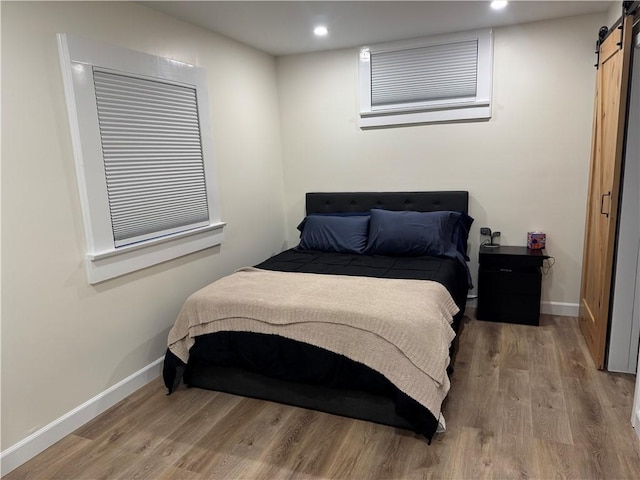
[477,245,548,326]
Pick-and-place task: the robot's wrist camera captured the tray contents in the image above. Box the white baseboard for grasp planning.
[0,356,164,476]
[540,301,579,317]
[465,299,579,318]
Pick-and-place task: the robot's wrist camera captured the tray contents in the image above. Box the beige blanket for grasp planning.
[168,267,459,423]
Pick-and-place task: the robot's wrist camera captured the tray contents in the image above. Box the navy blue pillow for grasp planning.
[365,209,461,256]
[297,215,370,254]
[453,212,474,260]
[296,211,369,232]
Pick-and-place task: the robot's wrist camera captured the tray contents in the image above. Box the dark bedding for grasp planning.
[255,248,468,330]
[163,248,468,441]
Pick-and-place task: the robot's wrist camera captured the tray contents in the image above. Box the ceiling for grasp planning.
[143,1,614,56]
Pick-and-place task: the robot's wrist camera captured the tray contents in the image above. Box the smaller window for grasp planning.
[358,29,493,128]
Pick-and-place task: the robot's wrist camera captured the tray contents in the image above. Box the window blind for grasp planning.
[93,69,209,247]
[370,40,478,108]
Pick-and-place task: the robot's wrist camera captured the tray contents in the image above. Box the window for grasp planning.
[58,34,224,284]
[358,29,493,128]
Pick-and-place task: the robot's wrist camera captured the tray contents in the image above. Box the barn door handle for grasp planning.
[600,192,611,217]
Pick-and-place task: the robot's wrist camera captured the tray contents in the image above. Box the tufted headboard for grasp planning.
[306,191,469,215]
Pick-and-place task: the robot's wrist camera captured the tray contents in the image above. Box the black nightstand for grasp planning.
[477,245,547,326]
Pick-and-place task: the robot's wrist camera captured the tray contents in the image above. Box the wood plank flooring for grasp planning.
[7,315,640,479]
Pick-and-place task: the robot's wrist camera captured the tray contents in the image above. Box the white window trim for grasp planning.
[358,29,493,128]
[58,34,225,284]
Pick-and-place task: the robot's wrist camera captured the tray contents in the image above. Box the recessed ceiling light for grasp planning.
[490,0,508,10]
[314,26,329,37]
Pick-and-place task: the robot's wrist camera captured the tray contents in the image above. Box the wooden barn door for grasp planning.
[579,15,634,369]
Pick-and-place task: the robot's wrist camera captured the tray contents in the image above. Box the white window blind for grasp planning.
[58,34,224,284]
[370,40,478,108]
[93,70,209,247]
[358,29,493,128]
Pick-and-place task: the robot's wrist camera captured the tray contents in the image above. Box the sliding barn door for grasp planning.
[579,15,634,369]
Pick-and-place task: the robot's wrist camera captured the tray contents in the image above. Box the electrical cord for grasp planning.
[542,256,556,275]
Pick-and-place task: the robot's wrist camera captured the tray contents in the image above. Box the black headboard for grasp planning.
[306,191,469,215]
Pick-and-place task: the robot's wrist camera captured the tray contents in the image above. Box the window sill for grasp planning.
[85,222,226,284]
[359,104,491,129]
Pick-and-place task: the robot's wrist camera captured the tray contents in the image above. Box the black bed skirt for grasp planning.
[163,331,441,441]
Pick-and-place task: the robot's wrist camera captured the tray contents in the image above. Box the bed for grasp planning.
[163,191,472,441]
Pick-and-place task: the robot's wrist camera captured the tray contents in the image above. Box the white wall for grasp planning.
[609,38,640,373]
[1,1,286,450]
[606,1,622,28]
[276,13,604,306]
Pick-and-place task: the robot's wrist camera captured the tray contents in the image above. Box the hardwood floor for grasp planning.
[7,315,640,479]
